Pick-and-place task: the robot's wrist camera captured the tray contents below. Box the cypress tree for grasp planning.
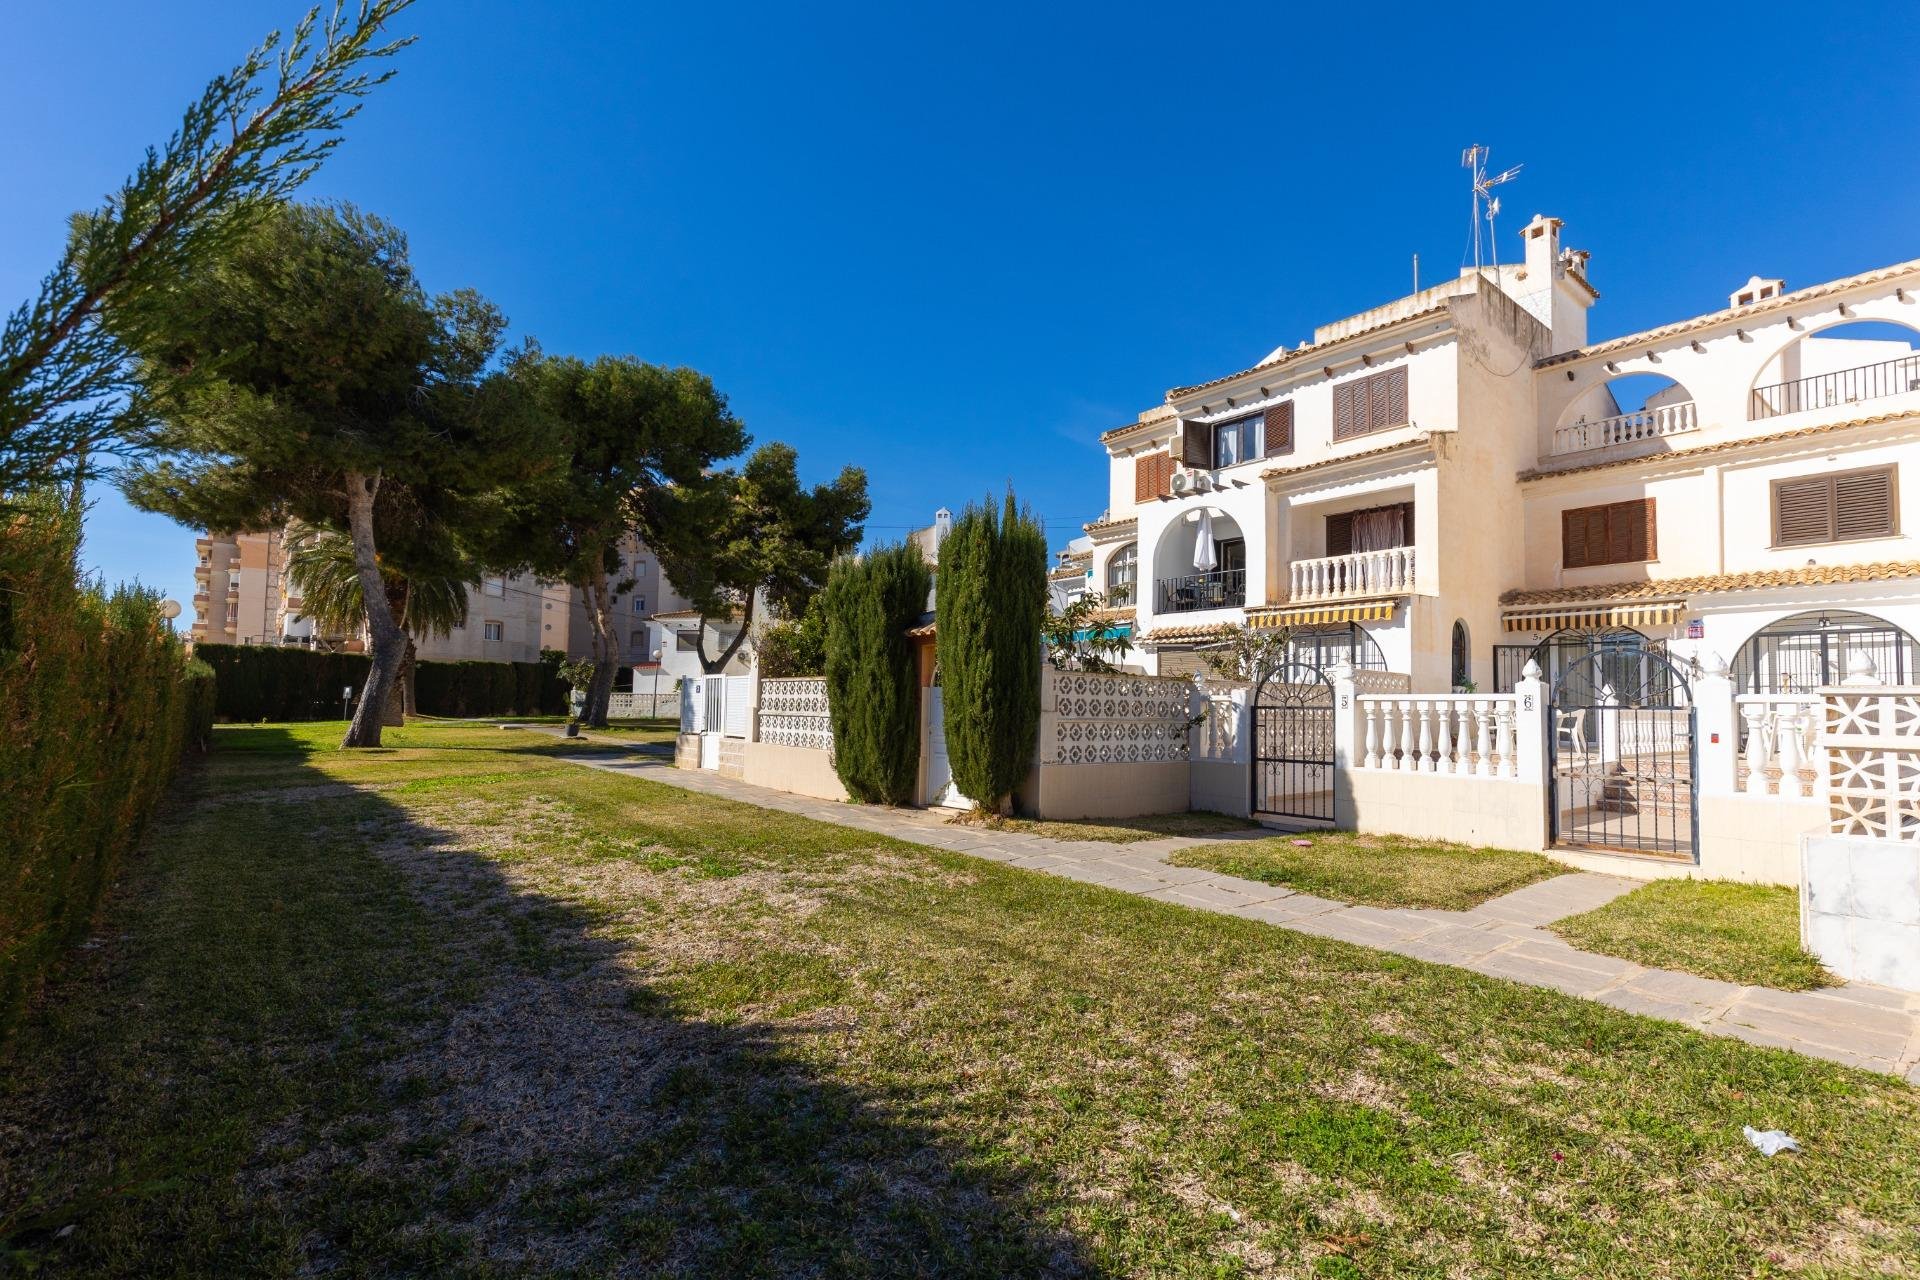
[822,542,930,805]
[935,492,1048,811]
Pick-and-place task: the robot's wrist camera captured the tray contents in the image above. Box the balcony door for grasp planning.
[1326,502,1412,556]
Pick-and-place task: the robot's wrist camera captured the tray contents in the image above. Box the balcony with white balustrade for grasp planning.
[1549,400,1698,458]
[1287,544,1416,604]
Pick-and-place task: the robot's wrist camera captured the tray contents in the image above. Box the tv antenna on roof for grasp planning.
[1462,144,1521,276]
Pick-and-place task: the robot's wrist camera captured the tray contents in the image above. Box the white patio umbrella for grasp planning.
[1192,508,1218,573]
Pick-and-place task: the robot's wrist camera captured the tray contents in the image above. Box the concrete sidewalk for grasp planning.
[520,728,1920,1082]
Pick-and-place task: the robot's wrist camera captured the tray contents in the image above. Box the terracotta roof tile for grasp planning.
[1537,257,1920,368]
[1517,411,1920,482]
[1501,561,1920,607]
[1259,431,1442,482]
[1138,621,1235,645]
[1082,514,1138,536]
[1166,304,1453,400]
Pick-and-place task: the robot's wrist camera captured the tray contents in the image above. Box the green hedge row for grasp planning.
[194,643,371,722]
[414,658,565,718]
[2,502,215,1035]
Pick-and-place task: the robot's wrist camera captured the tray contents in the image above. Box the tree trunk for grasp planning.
[698,592,756,674]
[385,634,416,725]
[341,471,404,749]
[585,569,619,729]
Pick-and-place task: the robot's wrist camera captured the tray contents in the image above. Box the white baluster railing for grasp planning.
[1355,693,1519,777]
[1551,400,1698,456]
[1736,694,1822,797]
[1288,545,1416,602]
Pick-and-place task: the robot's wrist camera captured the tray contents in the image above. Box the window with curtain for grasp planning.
[1106,543,1138,605]
[1211,414,1261,468]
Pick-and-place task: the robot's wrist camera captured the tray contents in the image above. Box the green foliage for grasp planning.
[482,350,748,724]
[1200,622,1297,684]
[821,545,931,805]
[935,493,1048,809]
[1,1,416,495]
[756,595,828,679]
[193,644,371,722]
[0,499,209,1034]
[413,660,562,719]
[285,525,469,640]
[1042,589,1131,672]
[648,442,868,673]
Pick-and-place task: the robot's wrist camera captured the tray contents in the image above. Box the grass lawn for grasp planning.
[3,722,1916,1277]
[1170,830,1566,911]
[946,810,1259,844]
[1552,879,1839,992]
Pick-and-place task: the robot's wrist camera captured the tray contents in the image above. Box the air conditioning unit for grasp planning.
[1169,469,1193,495]
[1169,467,1214,496]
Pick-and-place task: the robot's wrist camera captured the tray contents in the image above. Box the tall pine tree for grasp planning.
[821,543,929,805]
[935,492,1047,811]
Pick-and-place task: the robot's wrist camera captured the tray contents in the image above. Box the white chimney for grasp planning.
[1505,214,1595,354]
[1729,275,1785,310]
[932,507,952,549]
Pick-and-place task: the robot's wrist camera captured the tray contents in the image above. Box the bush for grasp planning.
[1,500,213,1035]
[195,643,370,722]
[413,658,564,717]
[758,595,827,679]
[934,492,1047,809]
[821,545,930,805]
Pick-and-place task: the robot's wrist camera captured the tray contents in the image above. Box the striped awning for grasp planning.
[1247,600,1397,629]
[1500,601,1685,634]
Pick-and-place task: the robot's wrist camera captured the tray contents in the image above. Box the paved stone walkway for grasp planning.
[520,729,1920,1082]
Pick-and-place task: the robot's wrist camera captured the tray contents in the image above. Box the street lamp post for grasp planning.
[651,647,664,720]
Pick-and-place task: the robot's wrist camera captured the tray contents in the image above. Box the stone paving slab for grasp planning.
[516,729,1920,1082]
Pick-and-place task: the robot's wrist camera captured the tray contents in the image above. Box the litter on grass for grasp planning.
[1743,1126,1801,1156]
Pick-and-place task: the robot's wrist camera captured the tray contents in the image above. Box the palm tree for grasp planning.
[286,526,471,721]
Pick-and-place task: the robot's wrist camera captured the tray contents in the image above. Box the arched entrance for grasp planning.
[1495,626,1659,693]
[1731,610,1918,692]
[1287,622,1387,673]
[1249,662,1335,825]
[1549,649,1696,860]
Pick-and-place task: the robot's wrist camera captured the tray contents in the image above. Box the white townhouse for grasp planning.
[1080,214,1920,698]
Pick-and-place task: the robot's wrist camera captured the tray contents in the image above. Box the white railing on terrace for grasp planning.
[1357,693,1518,777]
[1289,545,1415,602]
[1551,401,1697,456]
[1736,694,1822,798]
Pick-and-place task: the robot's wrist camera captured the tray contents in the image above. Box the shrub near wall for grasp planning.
[821,544,931,804]
[1,503,214,1034]
[413,658,565,717]
[194,643,371,722]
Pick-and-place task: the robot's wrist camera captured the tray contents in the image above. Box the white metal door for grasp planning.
[924,688,969,809]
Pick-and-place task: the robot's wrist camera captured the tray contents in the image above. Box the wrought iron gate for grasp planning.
[1549,650,1697,859]
[1250,662,1336,823]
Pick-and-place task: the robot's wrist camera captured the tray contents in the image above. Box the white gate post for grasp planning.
[1514,659,1548,787]
[1692,653,1739,796]
[1330,661,1359,825]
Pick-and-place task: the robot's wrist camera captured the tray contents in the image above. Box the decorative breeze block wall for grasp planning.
[759,677,833,753]
[1046,671,1193,765]
[1823,688,1920,841]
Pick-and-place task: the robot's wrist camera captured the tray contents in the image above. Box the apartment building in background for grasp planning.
[1075,213,1920,695]
[189,531,700,672]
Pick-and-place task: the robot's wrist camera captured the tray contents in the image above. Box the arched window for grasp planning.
[1106,543,1137,607]
[1731,610,1918,692]
[1451,620,1471,690]
[1285,623,1387,672]
[1554,373,1695,455]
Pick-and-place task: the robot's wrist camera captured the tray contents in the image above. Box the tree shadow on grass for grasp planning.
[4,728,1099,1279]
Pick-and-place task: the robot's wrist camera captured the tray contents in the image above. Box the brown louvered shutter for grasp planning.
[1604,501,1640,565]
[1367,372,1393,432]
[1326,512,1354,557]
[1134,454,1157,503]
[1157,452,1176,497]
[1332,382,1355,441]
[1263,401,1294,457]
[1834,468,1896,541]
[1562,506,1604,569]
[1383,366,1408,427]
[1181,421,1213,467]
[1638,497,1657,561]
[1774,475,1833,546]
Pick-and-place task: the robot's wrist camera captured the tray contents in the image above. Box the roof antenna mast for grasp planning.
[1462,144,1522,277]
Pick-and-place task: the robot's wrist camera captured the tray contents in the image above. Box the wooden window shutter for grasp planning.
[1638,497,1657,561]
[1326,512,1354,557]
[1604,501,1639,565]
[1562,506,1606,569]
[1774,475,1833,545]
[1134,454,1157,503]
[1332,382,1356,441]
[1834,468,1896,541]
[1263,401,1294,457]
[1383,366,1408,427]
[1181,420,1213,467]
[1158,452,1176,496]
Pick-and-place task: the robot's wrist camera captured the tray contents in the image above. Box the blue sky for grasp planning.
[6,2,1918,625]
